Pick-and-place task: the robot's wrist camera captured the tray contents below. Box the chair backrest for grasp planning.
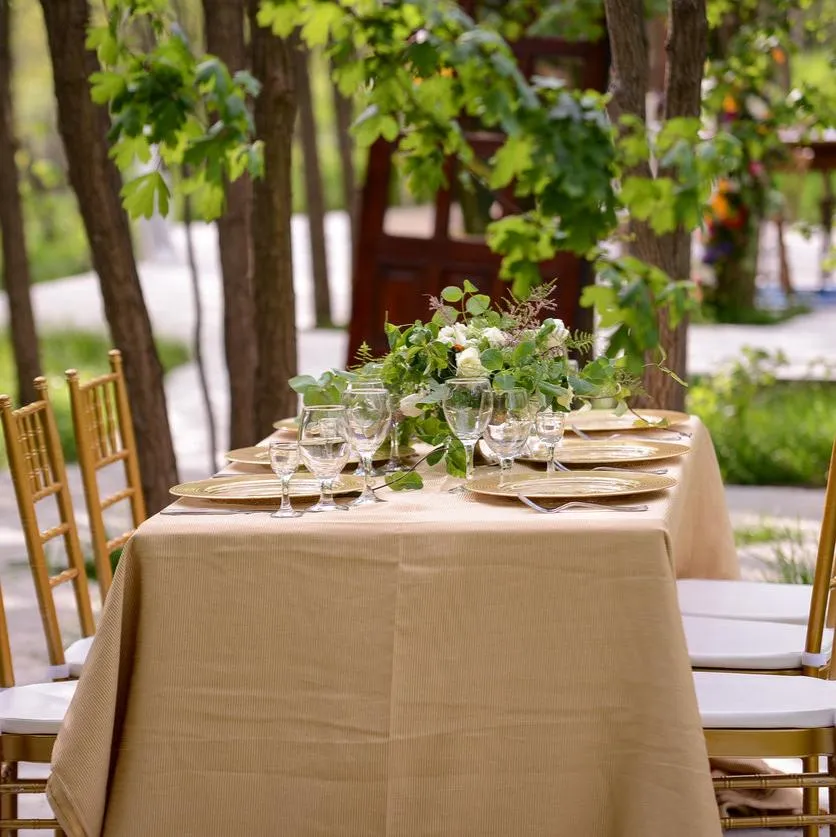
[66,350,146,601]
[805,438,836,676]
[0,378,96,675]
[0,579,15,689]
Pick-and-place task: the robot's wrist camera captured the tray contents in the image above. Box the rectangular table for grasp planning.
[48,416,737,836]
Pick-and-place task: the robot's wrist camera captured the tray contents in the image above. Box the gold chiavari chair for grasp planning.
[0,576,75,835]
[0,380,96,680]
[682,438,836,679]
[66,350,146,602]
[683,439,836,834]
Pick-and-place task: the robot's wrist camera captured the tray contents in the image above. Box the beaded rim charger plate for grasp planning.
[567,409,690,433]
[466,471,677,500]
[518,438,690,466]
[169,474,364,501]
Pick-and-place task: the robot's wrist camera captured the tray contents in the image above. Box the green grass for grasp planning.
[689,379,836,486]
[0,330,190,469]
[734,519,816,584]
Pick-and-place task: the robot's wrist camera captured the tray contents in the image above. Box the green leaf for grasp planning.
[384,471,424,491]
[465,294,490,316]
[89,71,126,105]
[441,286,463,302]
[480,348,504,371]
[300,3,345,47]
[488,136,533,189]
[462,279,478,294]
[120,172,169,220]
[289,374,318,393]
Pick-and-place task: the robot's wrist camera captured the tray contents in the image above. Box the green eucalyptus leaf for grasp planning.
[441,286,463,302]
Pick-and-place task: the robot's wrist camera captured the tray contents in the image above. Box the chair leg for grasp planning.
[803,754,820,837]
[0,761,17,837]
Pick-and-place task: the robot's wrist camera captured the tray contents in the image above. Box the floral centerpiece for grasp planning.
[291,282,634,478]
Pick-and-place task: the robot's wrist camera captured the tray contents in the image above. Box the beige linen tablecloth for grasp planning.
[48,417,737,836]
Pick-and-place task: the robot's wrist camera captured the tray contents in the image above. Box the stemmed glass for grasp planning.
[268,440,303,518]
[298,405,351,513]
[345,379,384,477]
[343,387,392,505]
[534,406,566,474]
[482,388,533,482]
[442,377,493,489]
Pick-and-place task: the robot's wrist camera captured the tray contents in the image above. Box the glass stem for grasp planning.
[463,440,476,481]
[321,478,335,508]
[546,444,556,474]
[362,455,374,497]
[280,475,292,510]
[499,458,512,484]
[390,419,401,463]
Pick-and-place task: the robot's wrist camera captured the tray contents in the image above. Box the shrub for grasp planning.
[688,348,836,486]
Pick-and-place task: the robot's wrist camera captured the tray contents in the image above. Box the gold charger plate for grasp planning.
[224,445,406,466]
[466,471,677,500]
[518,438,689,466]
[170,473,364,501]
[566,409,690,434]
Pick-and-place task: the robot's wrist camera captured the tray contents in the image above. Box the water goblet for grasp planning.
[442,377,493,489]
[535,407,566,474]
[482,388,533,483]
[383,389,406,474]
[343,387,392,505]
[268,440,303,518]
[298,405,351,513]
[345,379,385,477]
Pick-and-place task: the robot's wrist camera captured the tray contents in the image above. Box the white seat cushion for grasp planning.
[684,615,831,671]
[678,579,811,625]
[65,636,94,677]
[695,672,836,729]
[0,680,76,735]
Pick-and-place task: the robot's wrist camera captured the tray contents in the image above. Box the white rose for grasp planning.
[437,323,469,348]
[542,317,569,351]
[481,326,509,348]
[399,392,426,418]
[456,346,487,377]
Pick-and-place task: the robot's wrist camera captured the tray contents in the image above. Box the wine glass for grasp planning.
[442,377,493,488]
[345,379,384,477]
[298,405,351,513]
[343,387,391,505]
[482,388,533,482]
[534,407,566,474]
[268,440,302,518]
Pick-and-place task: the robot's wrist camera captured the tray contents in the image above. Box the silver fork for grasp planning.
[552,460,668,476]
[569,425,691,441]
[517,496,649,514]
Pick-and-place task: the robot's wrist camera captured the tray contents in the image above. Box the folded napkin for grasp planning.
[711,758,803,818]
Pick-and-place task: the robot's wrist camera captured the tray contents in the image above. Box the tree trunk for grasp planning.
[202,0,256,449]
[294,46,332,327]
[330,55,356,246]
[605,0,707,411]
[183,191,219,474]
[248,4,298,436]
[40,0,178,514]
[0,0,41,405]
